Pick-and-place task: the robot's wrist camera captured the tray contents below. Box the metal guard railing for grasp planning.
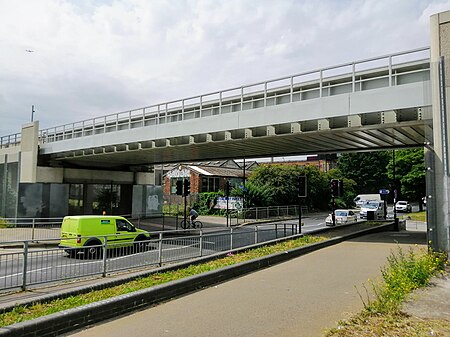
[0,223,300,292]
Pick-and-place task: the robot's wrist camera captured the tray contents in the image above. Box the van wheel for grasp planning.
[84,242,102,259]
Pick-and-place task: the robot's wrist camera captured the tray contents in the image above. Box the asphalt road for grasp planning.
[0,222,327,291]
[65,231,427,337]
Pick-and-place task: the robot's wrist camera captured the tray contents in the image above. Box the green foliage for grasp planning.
[360,247,447,314]
[231,181,272,208]
[247,164,329,209]
[192,192,224,215]
[0,219,15,228]
[338,151,390,195]
[387,149,425,202]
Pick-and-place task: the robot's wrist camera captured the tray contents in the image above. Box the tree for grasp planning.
[387,149,425,205]
[337,151,390,194]
[246,164,329,210]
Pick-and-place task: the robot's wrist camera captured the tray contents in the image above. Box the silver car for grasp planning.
[326,209,357,226]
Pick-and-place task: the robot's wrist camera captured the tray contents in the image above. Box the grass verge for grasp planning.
[402,211,426,222]
[0,235,325,328]
[325,247,449,337]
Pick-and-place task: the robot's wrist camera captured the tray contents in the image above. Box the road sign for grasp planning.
[379,189,390,195]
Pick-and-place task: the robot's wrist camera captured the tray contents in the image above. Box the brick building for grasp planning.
[163,160,256,196]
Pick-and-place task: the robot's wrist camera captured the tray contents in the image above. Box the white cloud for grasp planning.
[0,0,449,136]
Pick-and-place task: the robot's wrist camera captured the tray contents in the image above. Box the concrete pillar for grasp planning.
[19,121,39,183]
[348,115,362,128]
[429,10,450,253]
[266,126,276,136]
[381,110,397,124]
[291,122,302,133]
[318,119,330,131]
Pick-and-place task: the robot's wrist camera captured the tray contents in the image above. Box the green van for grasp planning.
[59,215,150,258]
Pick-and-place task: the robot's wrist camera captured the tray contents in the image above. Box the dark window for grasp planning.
[201,177,219,192]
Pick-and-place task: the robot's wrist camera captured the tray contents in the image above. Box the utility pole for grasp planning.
[31,105,35,122]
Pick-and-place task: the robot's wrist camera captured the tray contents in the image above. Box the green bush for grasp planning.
[0,219,14,229]
[362,247,447,314]
[192,192,225,215]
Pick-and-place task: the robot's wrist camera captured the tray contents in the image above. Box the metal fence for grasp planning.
[230,205,308,224]
[0,224,299,292]
[0,218,63,242]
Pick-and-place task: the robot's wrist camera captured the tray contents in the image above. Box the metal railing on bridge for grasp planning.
[0,47,430,149]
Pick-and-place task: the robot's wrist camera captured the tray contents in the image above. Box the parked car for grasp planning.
[394,201,412,213]
[326,209,357,226]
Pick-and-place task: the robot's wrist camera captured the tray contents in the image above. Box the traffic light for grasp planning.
[330,179,339,197]
[225,181,231,196]
[176,180,183,195]
[330,179,344,197]
[338,179,344,197]
[183,179,190,196]
[298,176,307,197]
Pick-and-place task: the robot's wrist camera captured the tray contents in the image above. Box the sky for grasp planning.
[0,0,449,137]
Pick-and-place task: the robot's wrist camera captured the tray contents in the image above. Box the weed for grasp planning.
[326,247,448,336]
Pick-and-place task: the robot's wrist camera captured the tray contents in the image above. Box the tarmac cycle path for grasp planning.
[65,231,427,337]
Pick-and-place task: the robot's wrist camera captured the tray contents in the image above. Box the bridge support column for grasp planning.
[429,10,450,253]
[318,119,330,131]
[290,123,301,133]
[266,126,276,136]
[348,115,361,128]
[381,110,397,124]
[19,121,39,183]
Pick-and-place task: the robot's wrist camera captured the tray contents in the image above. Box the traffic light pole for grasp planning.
[184,194,187,227]
[298,198,302,234]
[332,196,336,226]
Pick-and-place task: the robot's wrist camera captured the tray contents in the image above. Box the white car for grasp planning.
[394,201,412,213]
[326,209,357,226]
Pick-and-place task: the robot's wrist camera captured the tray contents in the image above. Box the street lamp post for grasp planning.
[393,150,399,230]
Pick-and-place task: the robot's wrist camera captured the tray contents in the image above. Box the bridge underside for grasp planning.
[44,116,432,170]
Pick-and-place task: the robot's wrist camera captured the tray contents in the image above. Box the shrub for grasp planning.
[361,247,447,314]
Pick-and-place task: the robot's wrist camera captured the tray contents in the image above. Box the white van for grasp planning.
[359,200,386,220]
[354,194,381,207]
